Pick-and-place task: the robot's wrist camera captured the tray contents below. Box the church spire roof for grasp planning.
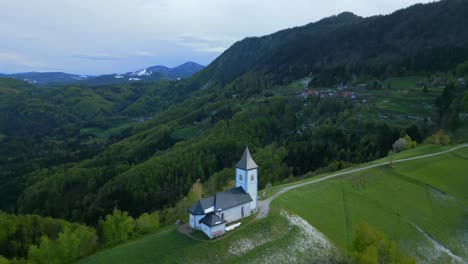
[236,146,258,170]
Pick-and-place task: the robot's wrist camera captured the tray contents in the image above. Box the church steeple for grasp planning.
[235,146,258,210]
[236,146,258,170]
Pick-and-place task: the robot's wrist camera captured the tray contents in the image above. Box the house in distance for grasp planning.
[188,147,259,239]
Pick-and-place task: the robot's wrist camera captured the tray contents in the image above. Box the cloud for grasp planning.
[0,52,43,68]
[0,0,433,74]
[133,51,154,57]
[73,53,126,61]
[194,46,227,53]
[172,34,236,53]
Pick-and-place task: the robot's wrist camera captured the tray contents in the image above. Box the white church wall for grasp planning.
[235,168,248,190]
[217,203,251,223]
[246,169,258,210]
[189,214,195,229]
[201,224,210,238]
[210,224,225,239]
[201,223,226,239]
[235,168,258,210]
[190,214,205,230]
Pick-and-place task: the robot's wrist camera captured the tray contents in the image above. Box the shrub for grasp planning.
[392,138,407,152]
[404,135,417,149]
[99,209,135,246]
[426,129,451,145]
[135,212,159,235]
[352,222,415,264]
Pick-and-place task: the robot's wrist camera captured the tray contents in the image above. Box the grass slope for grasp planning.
[80,145,468,264]
[80,210,340,264]
[275,146,468,263]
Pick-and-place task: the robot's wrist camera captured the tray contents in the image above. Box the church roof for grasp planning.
[236,146,258,170]
[188,196,214,215]
[188,186,253,215]
[214,186,253,211]
[200,213,227,227]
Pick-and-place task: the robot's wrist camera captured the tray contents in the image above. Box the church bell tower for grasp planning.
[235,146,258,210]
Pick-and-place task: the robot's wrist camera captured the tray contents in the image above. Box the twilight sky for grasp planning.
[0,0,431,75]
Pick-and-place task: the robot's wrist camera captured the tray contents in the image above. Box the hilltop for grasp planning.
[79,144,468,264]
[193,0,468,87]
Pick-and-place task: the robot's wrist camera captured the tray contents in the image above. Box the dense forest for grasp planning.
[1,0,468,262]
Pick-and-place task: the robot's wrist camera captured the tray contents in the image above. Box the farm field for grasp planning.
[283,76,445,127]
[355,76,443,126]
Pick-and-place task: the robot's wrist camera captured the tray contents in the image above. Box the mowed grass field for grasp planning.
[275,146,468,263]
[79,144,468,264]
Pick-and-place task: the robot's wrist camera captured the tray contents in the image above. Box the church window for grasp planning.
[239,175,242,181]
[250,174,254,181]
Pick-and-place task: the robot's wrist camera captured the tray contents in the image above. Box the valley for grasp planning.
[0,0,467,263]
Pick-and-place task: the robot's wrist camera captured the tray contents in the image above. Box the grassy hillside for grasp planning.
[2,0,468,227]
[79,209,341,264]
[79,144,468,264]
[275,146,468,263]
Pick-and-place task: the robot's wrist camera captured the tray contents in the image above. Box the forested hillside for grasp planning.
[192,0,468,89]
[0,1,468,262]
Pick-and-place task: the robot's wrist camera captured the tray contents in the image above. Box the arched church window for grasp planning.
[250,174,254,181]
[239,175,242,181]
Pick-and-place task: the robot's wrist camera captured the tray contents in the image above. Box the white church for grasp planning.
[188,147,258,239]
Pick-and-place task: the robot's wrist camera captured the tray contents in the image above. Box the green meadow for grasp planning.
[275,146,468,263]
[80,145,468,264]
[79,209,340,264]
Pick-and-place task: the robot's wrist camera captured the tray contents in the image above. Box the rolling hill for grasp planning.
[0,72,91,85]
[0,0,466,225]
[0,61,204,86]
[1,0,468,263]
[78,144,468,264]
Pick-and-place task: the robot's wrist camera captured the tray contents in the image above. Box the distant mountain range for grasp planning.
[0,61,205,86]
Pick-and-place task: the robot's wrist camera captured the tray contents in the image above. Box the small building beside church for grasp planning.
[188,147,259,239]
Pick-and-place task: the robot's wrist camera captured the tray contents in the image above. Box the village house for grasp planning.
[188,147,259,239]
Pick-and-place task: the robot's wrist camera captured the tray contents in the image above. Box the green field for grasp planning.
[278,76,444,127]
[79,209,341,264]
[275,146,468,263]
[80,145,468,264]
[355,76,442,126]
[79,120,134,143]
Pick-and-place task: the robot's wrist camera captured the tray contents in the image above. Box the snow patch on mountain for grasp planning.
[132,68,152,76]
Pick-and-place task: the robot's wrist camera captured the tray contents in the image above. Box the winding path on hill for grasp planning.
[256,144,468,219]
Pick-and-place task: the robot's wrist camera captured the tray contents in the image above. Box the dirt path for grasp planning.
[256,144,468,219]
